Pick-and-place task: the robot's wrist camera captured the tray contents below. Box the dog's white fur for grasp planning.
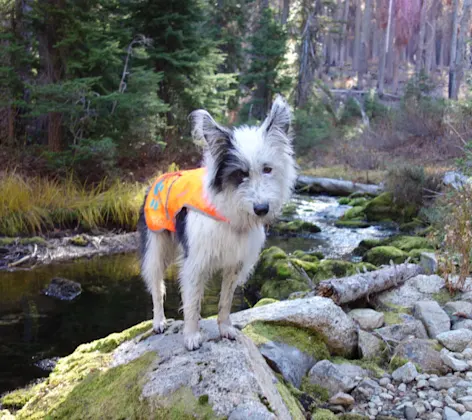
[139,95,297,350]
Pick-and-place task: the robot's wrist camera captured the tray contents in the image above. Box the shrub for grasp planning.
[385,164,442,212]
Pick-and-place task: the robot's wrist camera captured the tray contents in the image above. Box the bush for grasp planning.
[385,164,442,212]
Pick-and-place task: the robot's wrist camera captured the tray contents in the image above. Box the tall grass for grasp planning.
[0,171,148,236]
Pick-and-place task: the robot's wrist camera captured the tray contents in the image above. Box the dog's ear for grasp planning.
[190,110,233,157]
[261,95,292,143]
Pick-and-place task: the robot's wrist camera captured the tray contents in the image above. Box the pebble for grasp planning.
[379,377,391,387]
[431,399,443,408]
[398,383,407,393]
[404,405,417,419]
[450,404,466,414]
[447,396,458,405]
[329,392,355,407]
[424,401,432,411]
[380,392,394,400]
[414,402,426,415]
[416,379,429,389]
[444,406,462,420]
[418,391,427,399]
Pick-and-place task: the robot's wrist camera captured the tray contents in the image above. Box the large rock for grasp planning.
[420,252,438,275]
[444,301,472,318]
[375,320,428,342]
[437,329,472,352]
[358,330,383,359]
[453,320,472,331]
[113,320,299,419]
[391,362,418,383]
[429,376,460,390]
[307,360,366,397]
[349,309,384,331]
[393,338,449,374]
[259,341,315,388]
[42,277,82,301]
[414,301,451,338]
[231,297,358,357]
[441,349,470,372]
[376,275,446,309]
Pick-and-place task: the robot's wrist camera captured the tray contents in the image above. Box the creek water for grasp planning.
[0,195,396,395]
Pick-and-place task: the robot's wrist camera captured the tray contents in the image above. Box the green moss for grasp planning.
[70,235,89,247]
[76,320,152,353]
[408,248,435,262]
[0,236,48,246]
[314,260,375,282]
[281,202,298,217]
[276,381,305,420]
[0,237,16,246]
[300,377,329,402]
[1,385,37,410]
[335,220,371,228]
[260,279,310,300]
[399,219,426,233]
[432,289,452,306]
[338,197,351,205]
[198,395,209,405]
[389,355,410,372]
[291,258,319,277]
[292,250,322,262]
[272,219,321,234]
[363,246,409,266]
[388,236,432,252]
[349,197,368,207]
[364,192,401,222]
[342,206,366,220]
[383,311,404,325]
[242,321,330,360]
[331,357,385,378]
[254,298,279,308]
[312,408,337,419]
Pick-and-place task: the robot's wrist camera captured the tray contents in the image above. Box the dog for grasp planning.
[138,95,297,350]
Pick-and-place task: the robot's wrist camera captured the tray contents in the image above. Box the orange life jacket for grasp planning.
[144,167,227,232]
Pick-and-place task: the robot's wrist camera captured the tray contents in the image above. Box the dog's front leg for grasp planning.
[218,265,250,340]
[181,260,206,351]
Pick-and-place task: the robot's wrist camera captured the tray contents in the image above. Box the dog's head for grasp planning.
[190,95,297,230]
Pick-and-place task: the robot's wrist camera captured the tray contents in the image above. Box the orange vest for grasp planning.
[144,168,227,232]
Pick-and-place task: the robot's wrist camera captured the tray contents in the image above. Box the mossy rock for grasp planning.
[363,246,409,266]
[364,192,402,222]
[242,321,330,361]
[353,238,384,256]
[300,377,329,402]
[312,408,337,420]
[275,380,305,420]
[342,206,366,221]
[70,235,89,247]
[281,202,298,217]
[1,385,36,410]
[399,219,426,233]
[272,219,321,235]
[261,279,311,300]
[388,236,432,252]
[313,260,375,282]
[338,197,351,205]
[292,249,324,262]
[330,357,385,379]
[338,414,370,420]
[348,197,368,207]
[408,248,436,262]
[335,220,371,229]
[253,298,279,308]
[291,258,319,277]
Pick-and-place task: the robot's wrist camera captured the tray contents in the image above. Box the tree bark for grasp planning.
[281,0,290,23]
[339,0,351,66]
[379,0,393,93]
[449,0,460,98]
[316,263,424,305]
[353,0,363,71]
[358,0,372,88]
[450,0,472,99]
[415,0,429,73]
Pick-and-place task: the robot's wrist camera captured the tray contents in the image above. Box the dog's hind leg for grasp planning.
[142,230,174,334]
[217,266,243,340]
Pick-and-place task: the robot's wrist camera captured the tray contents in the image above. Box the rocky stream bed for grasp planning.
[2,186,470,420]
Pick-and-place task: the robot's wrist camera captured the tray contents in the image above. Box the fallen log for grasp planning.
[316,263,424,305]
[295,175,383,196]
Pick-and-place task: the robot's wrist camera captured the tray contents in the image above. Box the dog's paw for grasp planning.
[219,323,238,341]
[153,318,167,334]
[184,331,203,351]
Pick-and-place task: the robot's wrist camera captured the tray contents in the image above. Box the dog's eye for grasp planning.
[230,169,249,185]
[263,167,273,174]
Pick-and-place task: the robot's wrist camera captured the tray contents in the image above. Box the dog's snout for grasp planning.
[253,203,269,216]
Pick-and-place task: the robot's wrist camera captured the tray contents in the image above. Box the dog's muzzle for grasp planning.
[253,203,269,216]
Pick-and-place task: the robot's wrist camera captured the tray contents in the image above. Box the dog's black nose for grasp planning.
[254,203,269,216]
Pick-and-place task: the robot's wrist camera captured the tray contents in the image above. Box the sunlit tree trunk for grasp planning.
[449,0,460,98]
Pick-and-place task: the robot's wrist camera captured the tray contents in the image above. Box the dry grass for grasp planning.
[0,166,179,236]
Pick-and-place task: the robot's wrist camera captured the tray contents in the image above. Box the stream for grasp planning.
[0,195,397,395]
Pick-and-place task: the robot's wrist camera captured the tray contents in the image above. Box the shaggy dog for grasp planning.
[138,95,297,350]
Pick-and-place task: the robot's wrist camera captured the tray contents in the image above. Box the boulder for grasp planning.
[440,348,470,372]
[358,330,384,359]
[444,301,472,318]
[437,329,472,352]
[420,252,438,275]
[349,309,384,331]
[375,275,445,309]
[307,360,364,396]
[42,277,82,301]
[414,301,451,338]
[231,297,358,357]
[452,320,472,331]
[271,219,321,235]
[393,338,449,375]
[391,362,418,383]
[376,320,428,342]
[259,341,315,388]
[363,246,409,266]
[429,376,460,390]
[328,392,354,407]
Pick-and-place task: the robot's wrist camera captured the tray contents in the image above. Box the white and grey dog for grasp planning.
[138,95,297,350]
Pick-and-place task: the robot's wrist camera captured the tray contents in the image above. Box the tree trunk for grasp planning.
[353,0,362,71]
[378,27,387,94]
[379,0,394,93]
[358,0,372,88]
[281,0,290,24]
[415,0,429,73]
[295,175,383,195]
[385,8,396,84]
[449,0,460,98]
[48,112,62,152]
[316,263,424,305]
[425,11,437,73]
[339,0,351,66]
[451,0,472,99]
